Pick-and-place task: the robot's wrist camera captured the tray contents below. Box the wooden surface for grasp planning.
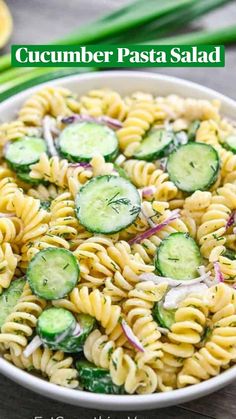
[1,1,236,418]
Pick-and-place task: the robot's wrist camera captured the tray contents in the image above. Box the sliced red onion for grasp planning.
[43,116,58,157]
[141,203,156,228]
[61,114,122,130]
[226,211,236,229]
[72,323,81,337]
[69,162,92,169]
[163,283,208,309]
[213,262,224,283]
[139,270,211,287]
[121,319,144,352]
[101,115,123,130]
[23,335,42,358]
[61,115,89,124]
[128,210,180,245]
[139,186,156,198]
[0,213,16,218]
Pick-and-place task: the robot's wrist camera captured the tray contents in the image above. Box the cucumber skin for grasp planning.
[223,249,236,260]
[37,308,76,347]
[58,122,119,163]
[27,248,80,300]
[152,302,176,330]
[5,137,47,173]
[57,314,96,353]
[39,201,51,211]
[0,278,25,328]
[188,120,200,141]
[155,232,201,280]
[133,141,172,162]
[167,142,220,192]
[75,175,141,235]
[222,135,236,154]
[76,360,125,394]
[60,146,118,163]
[6,159,33,174]
[133,130,175,162]
[16,171,48,186]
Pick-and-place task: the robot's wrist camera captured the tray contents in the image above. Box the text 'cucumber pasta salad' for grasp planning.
[0,86,236,395]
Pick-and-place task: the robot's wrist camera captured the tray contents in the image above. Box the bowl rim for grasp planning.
[1,70,236,410]
[1,356,236,410]
[1,70,236,112]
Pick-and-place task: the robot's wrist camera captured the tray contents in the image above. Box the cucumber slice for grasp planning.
[57,314,96,353]
[223,135,236,153]
[152,302,176,330]
[188,120,200,141]
[113,163,129,180]
[155,233,201,280]
[223,249,236,260]
[0,278,25,328]
[133,128,174,161]
[37,307,76,347]
[27,248,79,300]
[5,136,47,172]
[16,171,45,185]
[59,122,118,162]
[167,143,219,192]
[76,360,125,394]
[39,200,51,211]
[75,175,141,234]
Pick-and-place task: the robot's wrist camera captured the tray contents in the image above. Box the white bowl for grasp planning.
[0,71,236,410]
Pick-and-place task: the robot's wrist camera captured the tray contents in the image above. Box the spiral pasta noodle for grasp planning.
[84,329,158,394]
[177,284,236,387]
[0,216,23,245]
[0,243,18,292]
[0,167,19,212]
[123,281,167,368]
[5,346,78,388]
[69,286,125,344]
[123,159,178,201]
[0,283,46,355]
[19,86,80,126]
[8,190,50,245]
[117,101,156,156]
[21,191,82,267]
[30,153,93,197]
[167,294,209,345]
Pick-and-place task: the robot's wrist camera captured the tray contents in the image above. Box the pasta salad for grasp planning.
[0,86,236,394]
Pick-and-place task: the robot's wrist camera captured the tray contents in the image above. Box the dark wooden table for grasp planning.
[1,1,236,418]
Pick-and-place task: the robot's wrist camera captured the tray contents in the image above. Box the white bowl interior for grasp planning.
[0,71,236,410]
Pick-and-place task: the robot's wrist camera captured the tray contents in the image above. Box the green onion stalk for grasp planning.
[0,0,235,99]
[148,24,236,45]
[0,68,95,102]
[0,0,197,74]
[0,0,232,69]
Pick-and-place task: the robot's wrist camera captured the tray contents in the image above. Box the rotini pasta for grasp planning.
[1,84,236,397]
[0,283,46,355]
[4,346,78,388]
